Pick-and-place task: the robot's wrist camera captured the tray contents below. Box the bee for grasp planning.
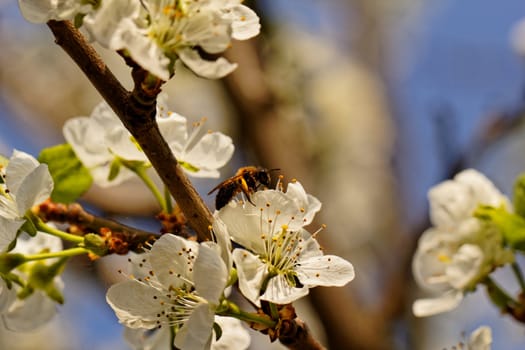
[208,166,277,210]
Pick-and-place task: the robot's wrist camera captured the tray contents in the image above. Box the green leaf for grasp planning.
[38,144,93,203]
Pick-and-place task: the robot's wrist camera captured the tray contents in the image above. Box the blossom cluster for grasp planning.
[106,180,355,350]
[412,169,514,317]
[18,0,261,80]
[0,150,53,252]
[64,94,234,187]
[0,151,65,331]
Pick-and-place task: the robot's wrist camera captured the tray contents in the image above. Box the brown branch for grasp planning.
[278,318,326,350]
[46,20,212,241]
[36,201,157,253]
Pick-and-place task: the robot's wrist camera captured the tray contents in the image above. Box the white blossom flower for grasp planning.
[428,169,508,229]
[215,181,354,306]
[63,96,234,186]
[83,0,261,80]
[123,315,250,350]
[106,234,230,350]
[18,0,95,23]
[0,150,53,252]
[1,233,64,331]
[412,169,513,317]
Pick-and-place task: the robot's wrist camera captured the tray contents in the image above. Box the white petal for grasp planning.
[0,217,24,252]
[174,303,215,350]
[211,217,233,272]
[6,150,40,195]
[15,164,54,214]
[106,280,168,329]
[226,5,261,40]
[260,274,309,305]
[217,202,265,253]
[105,127,147,161]
[446,244,484,289]
[149,234,199,289]
[126,34,171,81]
[0,278,16,313]
[296,255,355,287]
[17,0,91,23]
[159,113,188,153]
[128,251,153,280]
[294,230,323,261]
[285,181,321,226]
[124,326,171,350]
[17,0,58,23]
[82,0,140,50]
[194,244,228,304]
[428,169,506,228]
[212,316,251,350]
[455,169,505,207]
[468,326,492,350]
[218,191,297,253]
[412,290,463,317]
[3,291,57,331]
[183,133,234,178]
[185,13,231,54]
[232,249,266,307]
[63,117,113,168]
[178,48,237,79]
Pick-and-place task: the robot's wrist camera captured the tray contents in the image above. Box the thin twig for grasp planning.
[46,20,213,241]
[36,201,157,253]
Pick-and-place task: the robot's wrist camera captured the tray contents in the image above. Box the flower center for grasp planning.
[257,205,304,283]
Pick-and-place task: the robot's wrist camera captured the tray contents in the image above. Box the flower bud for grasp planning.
[83,233,108,256]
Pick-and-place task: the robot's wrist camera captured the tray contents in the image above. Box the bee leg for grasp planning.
[239,178,256,206]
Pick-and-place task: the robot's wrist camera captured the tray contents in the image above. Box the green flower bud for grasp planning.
[83,233,108,256]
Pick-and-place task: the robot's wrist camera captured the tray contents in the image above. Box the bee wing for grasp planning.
[207,175,242,195]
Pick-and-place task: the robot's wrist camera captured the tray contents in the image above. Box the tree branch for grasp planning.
[36,201,157,253]
[278,318,326,350]
[46,20,213,241]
